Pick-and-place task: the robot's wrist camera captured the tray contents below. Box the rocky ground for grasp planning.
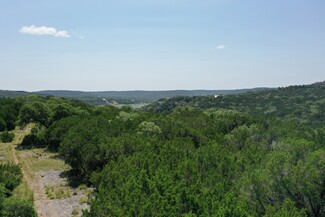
[38,170,90,217]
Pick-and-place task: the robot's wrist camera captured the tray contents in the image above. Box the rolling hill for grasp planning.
[0,88,271,105]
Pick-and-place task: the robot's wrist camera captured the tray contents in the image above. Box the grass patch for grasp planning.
[79,196,88,204]
[30,157,69,171]
[45,184,72,199]
[17,148,70,172]
[78,184,92,204]
[12,180,34,202]
[0,125,33,164]
[0,142,14,163]
[72,208,80,216]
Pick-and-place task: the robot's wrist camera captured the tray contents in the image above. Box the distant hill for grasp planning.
[144,81,325,125]
[0,88,271,105]
[0,90,30,98]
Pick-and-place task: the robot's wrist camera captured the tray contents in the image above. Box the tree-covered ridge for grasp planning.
[0,88,271,105]
[145,81,325,125]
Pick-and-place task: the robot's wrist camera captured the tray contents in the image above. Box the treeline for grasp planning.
[0,88,265,105]
[0,95,92,130]
[0,83,324,216]
[144,81,325,126]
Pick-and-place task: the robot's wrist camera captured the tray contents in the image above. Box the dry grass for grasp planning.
[72,208,80,217]
[78,184,92,204]
[17,148,70,172]
[45,183,72,199]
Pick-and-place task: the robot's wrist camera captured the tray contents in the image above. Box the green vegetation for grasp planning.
[0,126,36,216]
[145,81,325,125]
[0,97,22,131]
[45,184,71,199]
[1,88,269,105]
[0,163,22,192]
[72,208,80,216]
[0,142,14,163]
[0,163,36,216]
[17,148,69,172]
[12,181,34,202]
[1,197,37,217]
[0,82,324,216]
[0,131,14,143]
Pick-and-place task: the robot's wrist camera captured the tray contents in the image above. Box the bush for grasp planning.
[0,131,14,143]
[21,134,40,147]
[0,164,22,192]
[21,127,47,147]
[1,198,36,217]
[0,118,6,132]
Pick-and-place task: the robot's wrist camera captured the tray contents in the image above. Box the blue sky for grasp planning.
[0,0,324,91]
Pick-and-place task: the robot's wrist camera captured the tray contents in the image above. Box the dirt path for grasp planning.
[11,127,28,164]
[12,126,90,217]
[22,158,61,217]
[12,127,61,217]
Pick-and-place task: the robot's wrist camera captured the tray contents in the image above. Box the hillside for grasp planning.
[145,81,325,125]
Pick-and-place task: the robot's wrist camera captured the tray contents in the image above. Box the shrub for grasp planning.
[0,164,22,192]
[21,128,47,147]
[0,131,14,143]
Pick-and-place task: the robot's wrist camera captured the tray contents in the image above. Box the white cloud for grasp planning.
[54,30,70,38]
[19,25,70,38]
[215,44,225,50]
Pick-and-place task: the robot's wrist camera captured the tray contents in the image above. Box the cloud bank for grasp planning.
[20,25,70,38]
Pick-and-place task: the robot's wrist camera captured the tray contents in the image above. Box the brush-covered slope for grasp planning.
[145,81,325,125]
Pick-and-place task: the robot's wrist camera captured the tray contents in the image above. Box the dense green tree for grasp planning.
[46,117,79,149]
[0,98,22,131]
[51,103,76,122]
[0,117,6,131]
[18,101,51,127]
[264,199,307,217]
[138,121,161,136]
